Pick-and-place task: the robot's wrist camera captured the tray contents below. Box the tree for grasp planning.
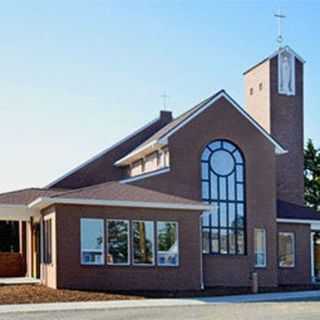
[304,139,320,211]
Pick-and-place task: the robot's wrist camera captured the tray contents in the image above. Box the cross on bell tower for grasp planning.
[274,9,286,47]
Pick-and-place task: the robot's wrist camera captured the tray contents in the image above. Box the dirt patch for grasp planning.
[0,285,142,305]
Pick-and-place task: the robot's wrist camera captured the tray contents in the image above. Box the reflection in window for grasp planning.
[107,220,129,265]
[278,232,295,268]
[157,222,179,266]
[80,218,104,265]
[201,140,246,255]
[255,228,267,267]
[43,219,52,264]
[133,221,154,265]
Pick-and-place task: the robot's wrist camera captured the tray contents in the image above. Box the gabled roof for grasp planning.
[46,111,173,189]
[277,200,320,221]
[243,45,305,75]
[115,90,287,166]
[29,181,211,211]
[0,183,211,211]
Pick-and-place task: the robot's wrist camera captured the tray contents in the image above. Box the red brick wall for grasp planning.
[53,204,202,291]
[131,97,279,287]
[270,57,304,205]
[0,253,25,277]
[277,223,311,285]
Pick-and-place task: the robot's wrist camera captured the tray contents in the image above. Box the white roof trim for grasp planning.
[269,46,305,64]
[120,167,170,184]
[0,204,35,221]
[115,91,286,166]
[277,218,320,225]
[114,139,165,166]
[159,91,286,155]
[46,117,160,187]
[28,196,212,211]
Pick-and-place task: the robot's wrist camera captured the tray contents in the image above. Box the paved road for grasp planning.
[2,301,320,320]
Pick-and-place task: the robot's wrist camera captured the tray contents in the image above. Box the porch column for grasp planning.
[19,221,27,275]
[26,220,33,278]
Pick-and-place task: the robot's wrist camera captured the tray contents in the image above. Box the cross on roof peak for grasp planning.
[274,8,286,47]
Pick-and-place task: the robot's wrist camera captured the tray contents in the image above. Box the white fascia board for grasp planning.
[277,218,320,225]
[0,204,36,221]
[29,196,212,212]
[120,167,170,184]
[46,117,160,187]
[159,92,286,155]
[114,140,166,166]
[269,46,306,64]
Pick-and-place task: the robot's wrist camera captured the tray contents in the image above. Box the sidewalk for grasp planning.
[0,289,319,314]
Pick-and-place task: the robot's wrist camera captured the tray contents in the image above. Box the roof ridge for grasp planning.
[46,115,164,188]
[0,187,47,197]
[49,181,117,198]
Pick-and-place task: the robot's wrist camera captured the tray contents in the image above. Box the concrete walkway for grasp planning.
[0,277,40,286]
[0,289,319,314]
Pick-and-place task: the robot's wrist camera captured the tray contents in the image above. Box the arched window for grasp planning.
[201,140,246,255]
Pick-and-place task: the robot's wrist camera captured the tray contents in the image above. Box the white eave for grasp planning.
[115,91,286,166]
[0,204,36,221]
[114,140,166,167]
[28,196,213,211]
[269,46,306,64]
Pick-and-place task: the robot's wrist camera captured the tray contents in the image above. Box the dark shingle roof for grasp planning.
[131,90,224,151]
[0,188,65,205]
[117,90,285,164]
[51,181,201,205]
[277,200,320,221]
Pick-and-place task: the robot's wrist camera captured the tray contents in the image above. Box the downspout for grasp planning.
[199,213,205,290]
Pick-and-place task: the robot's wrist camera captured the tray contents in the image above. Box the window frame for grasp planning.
[80,218,105,266]
[278,232,295,268]
[106,219,130,266]
[254,228,267,268]
[156,221,179,267]
[132,220,155,267]
[201,139,247,256]
[43,218,52,264]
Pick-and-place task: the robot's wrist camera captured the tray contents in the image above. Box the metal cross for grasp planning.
[274,8,286,46]
[160,92,169,111]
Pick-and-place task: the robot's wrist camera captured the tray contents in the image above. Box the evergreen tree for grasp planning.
[304,139,320,210]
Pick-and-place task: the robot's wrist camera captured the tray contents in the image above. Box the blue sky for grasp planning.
[0,1,319,192]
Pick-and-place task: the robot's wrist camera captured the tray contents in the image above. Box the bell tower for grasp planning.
[244,46,305,205]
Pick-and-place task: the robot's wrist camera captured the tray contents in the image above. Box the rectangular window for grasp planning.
[254,228,267,267]
[132,221,155,265]
[157,222,179,266]
[43,219,52,264]
[278,232,295,268]
[80,218,104,265]
[107,220,129,265]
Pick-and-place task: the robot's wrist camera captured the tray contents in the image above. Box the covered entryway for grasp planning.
[0,204,39,278]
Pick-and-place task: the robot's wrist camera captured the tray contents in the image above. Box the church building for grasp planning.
[0,45,319,291]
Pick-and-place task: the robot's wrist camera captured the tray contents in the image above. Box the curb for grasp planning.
[0,290,319,314]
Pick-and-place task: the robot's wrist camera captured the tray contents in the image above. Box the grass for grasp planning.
[0,285,142,305]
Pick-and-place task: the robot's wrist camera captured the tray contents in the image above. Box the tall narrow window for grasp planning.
[80,218,104,265]
[278,232,295,268]
[254,228,267,267]
[107,220,129,265]
[201,140,246,255]
[132,221,155,265]
[43,219,52,264]
[157,222,179,266]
